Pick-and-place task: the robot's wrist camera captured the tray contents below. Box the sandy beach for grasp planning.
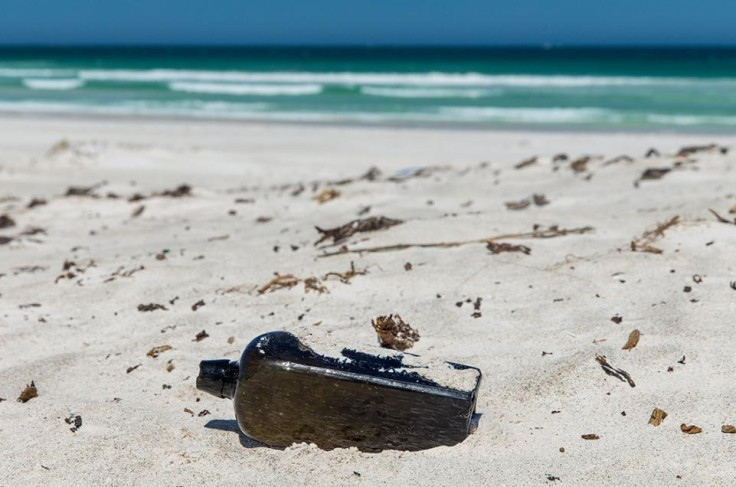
[2,115,736,486]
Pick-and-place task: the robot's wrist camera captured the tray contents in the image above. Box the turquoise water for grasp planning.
[1,47,736,130]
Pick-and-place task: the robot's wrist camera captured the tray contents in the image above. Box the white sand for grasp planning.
[1,115,736,485]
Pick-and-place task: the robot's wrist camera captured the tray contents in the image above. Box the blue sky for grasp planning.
[1,0,735,45]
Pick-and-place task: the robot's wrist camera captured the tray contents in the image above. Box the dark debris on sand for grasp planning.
[371,314,420,351]
[315,216,403,245]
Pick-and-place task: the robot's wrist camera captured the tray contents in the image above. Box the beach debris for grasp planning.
[147,345,172,358]
[403,262,413,271]
[622,329,641,350]
[0,236,13,245]
[730,204,736,214]
[611,315,623,324]
[131,205,145,218]
[533,194,550,206]
[472,297,483,318]
[514,156,537,169]
[730,281,736,291]
[603,155,634,166]
[630,215,680,254]
[191,299,205,311]
[680,424,702,434]
[258,273,300,294]
[166,360,175,372]
[126,364,141,373]
[160,184,192,198]
[570,156,592,173]
[648,408,668,426]
[371,314,420,351]
[256,216,272,223]
[692,274,703,284]
[360,166,383,181]
[486,241,531,255]
[640,168,671,181]
[65,414,83,432]
[676,143,719,157]
[323,261,367,283]
[547,475,561,481]
[505,199,531,210]
[17,381,38,403]
[320,224,593,257]
[138,303,167,312]
[194,330,209,342]
[314,187,341,204]
[198,409,211,417]
[581,434,600,440]
[678,356,686,364]
[552,153,568,162]
[595,355,635,387]
[722,425,736,434]
[65,181,106,197]
[708,208,735,225]
[304,277,328,294]
[0,214,16,229]
[314,216,403,245]
[645,148,660,158]
[184,408,194,416]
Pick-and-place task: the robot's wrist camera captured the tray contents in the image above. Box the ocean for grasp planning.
[1,46,736,131]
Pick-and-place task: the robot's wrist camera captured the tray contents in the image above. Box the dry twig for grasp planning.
[595,355,636,387]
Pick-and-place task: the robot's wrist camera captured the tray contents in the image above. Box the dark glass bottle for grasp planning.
[197,331,481,452]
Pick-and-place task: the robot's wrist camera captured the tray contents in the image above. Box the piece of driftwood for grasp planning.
[319,225,594,257]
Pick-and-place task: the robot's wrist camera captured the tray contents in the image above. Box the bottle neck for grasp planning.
[196,359,239,399]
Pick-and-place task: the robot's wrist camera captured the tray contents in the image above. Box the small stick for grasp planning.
[595,355,636,387]
[319,225,594,257]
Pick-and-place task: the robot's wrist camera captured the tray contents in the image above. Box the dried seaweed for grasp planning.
[193,330,209,342]
[26,198,48,210]
[304,277,328,294]
[505,199,531,210]
[603,155,634,166]
[611,315,623,324]
[147,345,172,358]
[323,261,367,283]
[137,303,167,312]
[487,242,531,255]
[0,214,15,229]
[595,355,636,387]
[313,187,341,204]
[648,408,668,426]
[630,215,680,254]
[159,184,192,198]
[680,424,702,434]
[570,156,592,173]
[371,314,419,351]
[514,156,537,169]
[722,425,736,434]
[708,208,735,225]
[126,364,141,374]
[581,434,600,440]
[258,274,300,294]
[677,143,719,157]
[17,381,38,403]
[640,168,671,181]
[622,329,641,351]
[319,224,594,257]
[191,299,205,311]
[131,205,145,218]
[315,216,403,245]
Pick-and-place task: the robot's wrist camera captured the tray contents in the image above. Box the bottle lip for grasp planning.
[196,359,239,399]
